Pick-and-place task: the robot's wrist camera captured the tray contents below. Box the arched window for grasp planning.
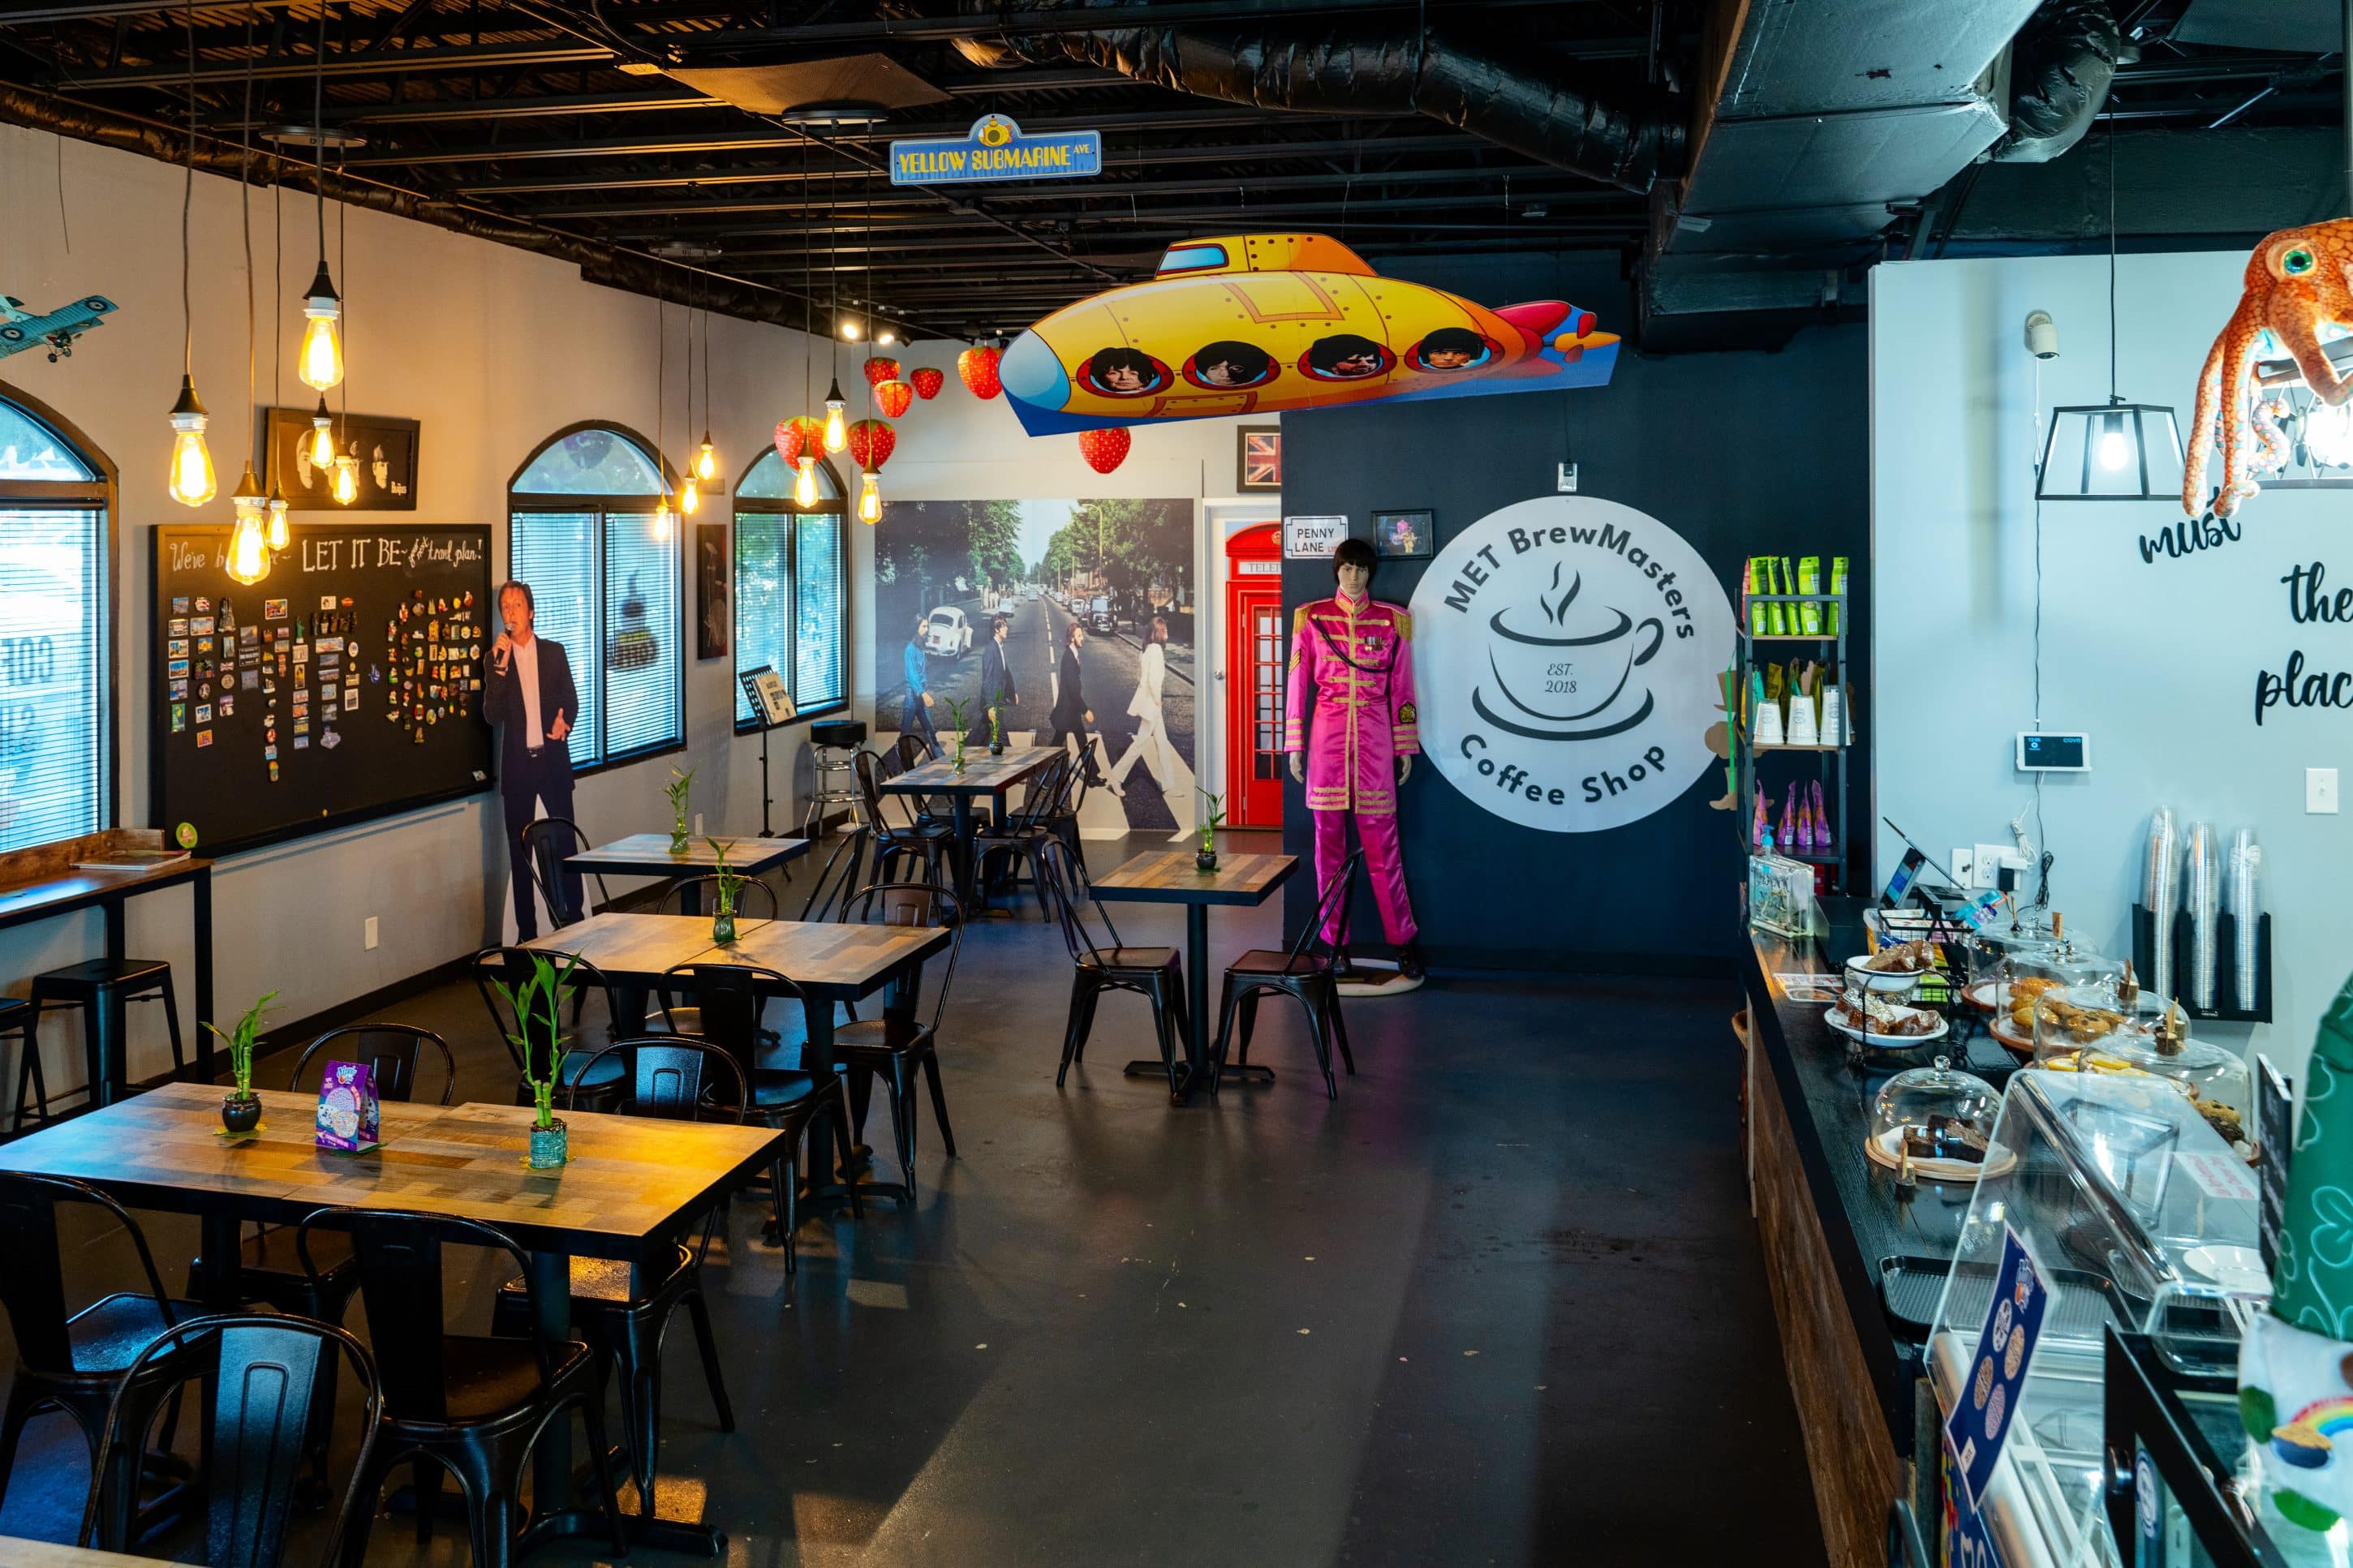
[732,449,847,728]
[507,423,682,771]
[0,387,112,853]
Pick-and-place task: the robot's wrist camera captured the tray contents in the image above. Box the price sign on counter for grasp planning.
[1945,1224,2051,1514]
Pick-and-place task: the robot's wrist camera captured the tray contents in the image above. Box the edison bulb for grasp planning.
[681,475,701,514]
[654,500,676,542]
[226,466,272,584]
[266,488,290,552]
[695,436,718,482]
[793,453,817,507]
[2097,430,2130,470]
[166,376,215,506]
[299,303,343,389]
[307,401,337,470]
[330,453,359,505]
[858,467,881,524]
[2306,399,2353,467]
[823,381,848,452]
[841,320,861,341]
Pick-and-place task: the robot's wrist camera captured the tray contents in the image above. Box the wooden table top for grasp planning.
[565,833,808,875]
[694,919,951,999]
[1090,850,1298,907]
[0,855,212,930]
[0,1536,162,1566]
[881,746,1059,795]
[520,911,759,977]
[0,1083,785,1262]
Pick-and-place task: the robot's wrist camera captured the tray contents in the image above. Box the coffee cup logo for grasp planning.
[1409,496,1735,833]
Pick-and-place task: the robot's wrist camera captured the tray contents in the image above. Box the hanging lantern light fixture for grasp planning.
[165,3,214,506]
[224,11,271,586]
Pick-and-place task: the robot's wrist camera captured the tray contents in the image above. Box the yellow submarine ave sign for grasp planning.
[889,114,1102,187]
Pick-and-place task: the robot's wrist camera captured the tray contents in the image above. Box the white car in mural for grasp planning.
[920,605,974,657]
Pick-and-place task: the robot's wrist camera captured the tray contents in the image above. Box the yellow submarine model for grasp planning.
[998,232,1620,436]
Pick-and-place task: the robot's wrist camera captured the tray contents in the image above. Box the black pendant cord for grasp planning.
[313,2,326,284]
[2107,114,2119,406]
[802,134,812,414]
[273,141,282,410]
[180,0,195,382]
[655,291,665,497]
[337,149,347,437]
[683,266,694,451]
[241,6,255,427]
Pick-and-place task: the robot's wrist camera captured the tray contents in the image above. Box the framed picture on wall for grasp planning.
[695,521,729,660]
[262,407,418,510]
[1370,509,1434,559]
[1237,426,1281,492]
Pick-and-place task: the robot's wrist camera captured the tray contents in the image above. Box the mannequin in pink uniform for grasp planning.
[1285,536,1426,981]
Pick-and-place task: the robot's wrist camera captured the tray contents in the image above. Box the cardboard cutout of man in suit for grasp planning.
[483,579,583,939]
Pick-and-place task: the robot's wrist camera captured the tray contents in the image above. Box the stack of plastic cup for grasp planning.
[2185,820,2220,1011]
[2229,828,2262,1010]
[2143,807,2178,1000]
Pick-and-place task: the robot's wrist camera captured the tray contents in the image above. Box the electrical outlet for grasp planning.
[1972,843,2015,891]
[1951,848,1976,888]
[2312,767,2341,814]
[363,916,379,951]
[1556,462,1579,493]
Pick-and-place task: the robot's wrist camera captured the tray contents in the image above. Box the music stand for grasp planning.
[738,666,796,837]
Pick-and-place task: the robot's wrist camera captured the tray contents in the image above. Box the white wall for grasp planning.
[1871,251,2353,1081]
[0,122,863,1089]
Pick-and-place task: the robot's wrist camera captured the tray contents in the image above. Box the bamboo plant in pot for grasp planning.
[490,952,578,1168]
[205,990,279,1134]
[943,698,970,775]
[665,765,697,857]
[1197,792,1225,872]
[708,837,746,943]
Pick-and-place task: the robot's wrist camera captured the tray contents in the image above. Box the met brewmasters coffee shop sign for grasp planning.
[1409,496,1735,832]
[890,114,1102,186]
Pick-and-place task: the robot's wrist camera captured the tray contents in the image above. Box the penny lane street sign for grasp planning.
[890,114,1103,187]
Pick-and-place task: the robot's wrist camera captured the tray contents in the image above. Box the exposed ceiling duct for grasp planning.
[949,0,1681,196]
[1988,0,2134,164]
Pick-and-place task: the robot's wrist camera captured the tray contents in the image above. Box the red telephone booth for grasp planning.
[1224,523,1285,829]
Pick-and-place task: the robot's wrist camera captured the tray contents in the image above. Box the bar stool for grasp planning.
[14,959,187,1128]
[0,999,33,1132]
[803,718,867,839]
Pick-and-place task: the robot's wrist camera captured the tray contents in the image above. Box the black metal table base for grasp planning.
[1219,1063,1277,1085]
[520,1503,724,1557]
[1122,1059,1198,1102]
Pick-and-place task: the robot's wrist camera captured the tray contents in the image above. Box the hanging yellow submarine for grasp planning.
[998,233,1620,436]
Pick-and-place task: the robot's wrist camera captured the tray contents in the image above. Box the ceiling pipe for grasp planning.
[1989,0,2135,163]
[947,0,1680,195]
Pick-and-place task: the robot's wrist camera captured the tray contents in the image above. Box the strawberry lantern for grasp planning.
[1078,426,1131,475]
[910,367,945,400]
[772,415,827,466]
[862,357,901,389]
[957,346,1002,400]
[847,418,897,471]
[875,379,915,419]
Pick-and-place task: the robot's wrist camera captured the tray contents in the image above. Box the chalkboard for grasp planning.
[152,522,495,856]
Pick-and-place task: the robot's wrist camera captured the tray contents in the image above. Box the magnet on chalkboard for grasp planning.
[321,730,342,750]
[195,596,212,613]
[218,697,233,717]
[268,762,279,781]
[265,599,287,621]
[169,681,187,700]
[170,703,185,732]
[398,604,409,624]
[340,595,353,608]
[412,726,424,744]
[172,597,190,615]
[265,745,276,760]
[196,729,213,748]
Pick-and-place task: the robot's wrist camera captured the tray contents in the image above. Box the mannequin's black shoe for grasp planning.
[1397,940,1426,982]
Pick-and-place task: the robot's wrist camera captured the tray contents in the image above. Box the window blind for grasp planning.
[0,506,106,853]
[507,510,600,769]
[601,511,682,761]
[794,510,845,712]
[733,510,789,727]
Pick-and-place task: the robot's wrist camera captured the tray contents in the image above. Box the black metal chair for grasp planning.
[15,958,188,1128]
[0,1173,202,1520]
[832,882,965,1200]
[854,748,953,886]
[658,964,861,1271]
[974,753,1073,919]
[81,1313,382,1568]
[491,1037,742,1513]
[299,1209,628,1568]
[1035,840,1191,1095]
[1211,850,1365,1099]
[891,732,955,831]
[797,824,872,924]
[0,994,35,1132]
[470,947,628,1114]
[518,817,610,932]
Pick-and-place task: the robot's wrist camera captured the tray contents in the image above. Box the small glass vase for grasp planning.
[712,908,738,944]
[527,1116,568,1170]
[669,823,690,857]
[953,742,967,775]
[221,1090,262,1135]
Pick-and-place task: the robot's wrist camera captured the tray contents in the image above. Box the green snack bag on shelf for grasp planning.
[1746,558,1768,636]
[1797,556,1823,634]
[1765,557,1788,636]
[1828,556,1849,635]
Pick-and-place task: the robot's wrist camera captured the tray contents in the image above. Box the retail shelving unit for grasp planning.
[1734,591,1852,892]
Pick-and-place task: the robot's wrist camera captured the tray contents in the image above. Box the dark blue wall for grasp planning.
[1278,251,1869,973]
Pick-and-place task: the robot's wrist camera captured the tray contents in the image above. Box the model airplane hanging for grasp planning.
[996,234,1619,436]
[0,293,117,362]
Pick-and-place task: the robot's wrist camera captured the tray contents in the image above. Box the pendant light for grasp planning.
[694,275,719,484]
[265,148,290,552]
[166,0,215,507]
[794,135,820,508]
[295,6,342,390]
[652,293,676,541]
[2035,119,2183,501]
[678,281,700,516]
[822,193,847,452]
[331,170,358,506]
[331,452,359,505]
[856,185,883,524]
[225,18,271,586]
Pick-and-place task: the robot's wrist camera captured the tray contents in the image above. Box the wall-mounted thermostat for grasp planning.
[2016,731,2090,772]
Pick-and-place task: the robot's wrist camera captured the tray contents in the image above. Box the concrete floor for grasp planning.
[0,834,1823,1566]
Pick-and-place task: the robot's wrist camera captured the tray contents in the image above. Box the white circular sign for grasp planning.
[1408,496,1736,832]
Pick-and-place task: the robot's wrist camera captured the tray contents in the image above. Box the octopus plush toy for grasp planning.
[2185,219,2353,516]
